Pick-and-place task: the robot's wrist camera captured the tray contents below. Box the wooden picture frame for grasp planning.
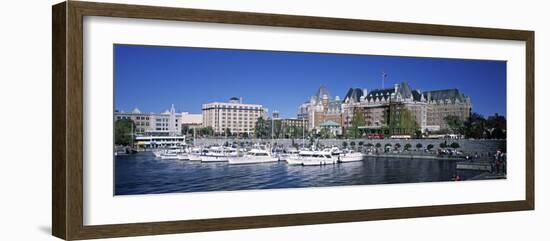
[52,1,534,240]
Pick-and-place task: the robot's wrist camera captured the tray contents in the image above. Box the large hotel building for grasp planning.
[202,97,268,135]
[299,82,472,135]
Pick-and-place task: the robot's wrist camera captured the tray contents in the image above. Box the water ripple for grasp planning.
[115,152,484,195]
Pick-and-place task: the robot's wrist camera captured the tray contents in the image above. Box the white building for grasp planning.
[202,97,268,135]
[180,112,203,128]
[134,136,186,148]
[114,104,201,136]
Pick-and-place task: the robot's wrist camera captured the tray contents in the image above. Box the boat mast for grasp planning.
[302,121,305,148]
[271,113,274,150]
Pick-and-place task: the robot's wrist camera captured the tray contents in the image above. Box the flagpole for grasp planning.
[382,72,387,89]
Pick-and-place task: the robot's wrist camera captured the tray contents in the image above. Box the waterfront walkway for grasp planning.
[470,172,506,180]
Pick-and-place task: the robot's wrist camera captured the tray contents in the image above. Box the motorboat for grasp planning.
[286,150,338,166]
[277,147,299,161]
[187,147,204,161]
[228,145,278,164]
[158,146,186,160]
[338,149,365,162]
[200,146,240,162]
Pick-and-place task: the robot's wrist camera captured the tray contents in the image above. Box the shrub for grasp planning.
[416,143,423,149]
[450,142,460,149]
[404,143,412,150]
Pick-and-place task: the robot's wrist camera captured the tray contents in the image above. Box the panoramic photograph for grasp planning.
[113,44,507,195]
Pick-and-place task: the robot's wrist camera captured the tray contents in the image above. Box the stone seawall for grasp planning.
[193,138,506,155]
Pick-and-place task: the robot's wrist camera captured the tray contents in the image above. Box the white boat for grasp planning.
[228,146,278,165]
[114,148,128,156]
[187,147,204,161]
[277,148,299,161]
[176,153,189,160]
[286,150,338,166]
[338,149,365,162]
[158,146,186,160]
[200,146,239,162]
[160,151,179,160]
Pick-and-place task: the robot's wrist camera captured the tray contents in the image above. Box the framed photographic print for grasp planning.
[52,1,534,240]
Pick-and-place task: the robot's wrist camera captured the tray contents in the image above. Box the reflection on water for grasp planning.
[115,152,483,195]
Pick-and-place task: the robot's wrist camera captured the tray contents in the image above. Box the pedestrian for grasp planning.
[495,150,502,174]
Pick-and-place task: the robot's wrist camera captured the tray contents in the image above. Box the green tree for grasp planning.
[288,126,297,138]
[272,119,283,138]
[388,104,419,135]
[414,129,423,139]
[444,115,465,134]
[309,135,315,146]
[375,143,382,148]
[319,127,332,139]
[464,112,486,139]
[114,119,135,146]
[439,142,447,148]
[342,141,348,149]
[450,142,460,149]
[181,125,190,136]
[348,108,366,138]
[427,144,434,151]
[404,143,412,151]
[486,114,506,139]
[416,143,423,150]
[200,126,214,136]
[254,117,269,138]
[224,128,232,137]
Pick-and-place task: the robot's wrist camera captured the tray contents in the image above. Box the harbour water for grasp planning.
[114,152,487,195]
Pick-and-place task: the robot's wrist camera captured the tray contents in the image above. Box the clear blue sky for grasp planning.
[114,44,506,118]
